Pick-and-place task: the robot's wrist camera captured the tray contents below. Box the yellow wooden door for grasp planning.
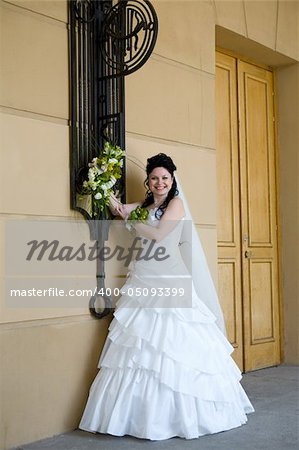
[216,52,281,372]
[216,52,244,370]
[238,60,281,371]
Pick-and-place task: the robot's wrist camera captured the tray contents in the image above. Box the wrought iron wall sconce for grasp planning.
[69,0,158,318]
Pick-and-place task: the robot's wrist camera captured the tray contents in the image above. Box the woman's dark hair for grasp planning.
[141,153,179,219]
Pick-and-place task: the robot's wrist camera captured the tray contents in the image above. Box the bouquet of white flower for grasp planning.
[81,142,125,217]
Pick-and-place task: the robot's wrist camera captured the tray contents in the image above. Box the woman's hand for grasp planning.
[109,193,141,220]
[109,193,123,216]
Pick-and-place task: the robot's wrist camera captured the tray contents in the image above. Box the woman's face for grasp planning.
[148,167,173,198]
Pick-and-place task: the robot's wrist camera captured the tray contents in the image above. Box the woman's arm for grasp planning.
[134,197,185,242]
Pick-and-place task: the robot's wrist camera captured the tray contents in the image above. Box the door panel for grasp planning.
[216,52,243,370]
[250,260,275,342]
[245,76,272,244]
[218,261,239,344]
[238,61,281,372]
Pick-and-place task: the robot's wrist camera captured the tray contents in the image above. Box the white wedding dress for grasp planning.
[79,209,254,440]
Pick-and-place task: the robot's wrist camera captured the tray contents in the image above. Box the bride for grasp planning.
[79,153,254,440]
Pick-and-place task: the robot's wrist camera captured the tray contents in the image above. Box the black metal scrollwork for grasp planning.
[69,0,158,319]
[73,0,95,23]
[101,0,158,77]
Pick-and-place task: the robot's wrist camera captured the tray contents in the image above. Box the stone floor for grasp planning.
[12,365,299,450]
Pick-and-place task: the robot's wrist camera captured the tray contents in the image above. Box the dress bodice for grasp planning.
[127,209,190,303]
[145,207,184,248]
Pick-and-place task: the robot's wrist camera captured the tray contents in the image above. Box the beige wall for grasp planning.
[0,1,107,448]
[214,0,299,62]
[276,63,299,364]
[1,0,298,448]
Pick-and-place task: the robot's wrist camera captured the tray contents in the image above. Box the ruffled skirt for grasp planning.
[79,281,254,440]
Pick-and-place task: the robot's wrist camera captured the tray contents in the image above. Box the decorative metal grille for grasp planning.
[70,0,126,220]
[69,0,158,317]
